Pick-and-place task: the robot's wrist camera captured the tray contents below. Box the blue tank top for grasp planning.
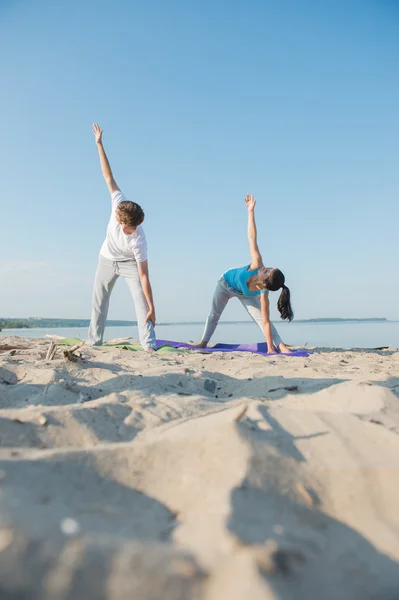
[223,265,268,297]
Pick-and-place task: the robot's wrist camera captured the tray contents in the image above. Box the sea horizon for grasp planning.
[0,316,395,330]
[1,320,398,349]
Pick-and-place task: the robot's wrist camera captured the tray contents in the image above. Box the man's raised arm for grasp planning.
[92,123,120,194]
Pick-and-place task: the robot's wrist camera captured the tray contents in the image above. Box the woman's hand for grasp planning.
[244,194,256,211]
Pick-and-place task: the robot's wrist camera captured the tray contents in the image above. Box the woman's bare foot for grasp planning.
[192,341,208,348]
[278,342,293,354]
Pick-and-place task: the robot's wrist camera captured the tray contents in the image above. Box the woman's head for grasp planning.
[257,267,294,321]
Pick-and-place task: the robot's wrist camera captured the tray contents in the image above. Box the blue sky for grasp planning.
[1,0,398,322]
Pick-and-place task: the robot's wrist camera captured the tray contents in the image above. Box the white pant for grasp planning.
[87,255,156,349]
[201,277,282,346]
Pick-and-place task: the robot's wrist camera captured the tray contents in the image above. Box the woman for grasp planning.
[196,194,293,354]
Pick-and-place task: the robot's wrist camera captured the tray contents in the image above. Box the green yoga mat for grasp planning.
[103,342,186,354]
[57,338,85,346]
[57,338,187,354]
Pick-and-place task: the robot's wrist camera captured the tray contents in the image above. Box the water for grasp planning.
[1,321,398,349]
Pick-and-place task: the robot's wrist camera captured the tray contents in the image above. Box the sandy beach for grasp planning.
[0,336,398,599]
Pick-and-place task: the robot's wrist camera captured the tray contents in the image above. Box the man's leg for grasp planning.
[199,280,232,345]
[239,296,284,351]
[120,260,156,350]
[87,256,118,346]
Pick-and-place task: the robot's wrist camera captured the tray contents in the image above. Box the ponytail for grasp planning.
[264,268,294,320]
[277,285,294,321]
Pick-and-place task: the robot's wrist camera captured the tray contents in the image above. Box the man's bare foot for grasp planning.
[192,341,208,348]
[278,342,293,354]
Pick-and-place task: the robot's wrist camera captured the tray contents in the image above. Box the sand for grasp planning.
[0,336,398,599]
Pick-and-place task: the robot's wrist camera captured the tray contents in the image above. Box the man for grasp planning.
[87,123,156,350]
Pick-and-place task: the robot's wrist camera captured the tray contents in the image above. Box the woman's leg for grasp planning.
[199,280,232,345]
[239,296,287,351]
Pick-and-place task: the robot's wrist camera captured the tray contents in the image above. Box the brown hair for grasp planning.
[117,201,144,227]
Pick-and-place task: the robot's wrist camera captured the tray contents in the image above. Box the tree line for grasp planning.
[0,318,136,329]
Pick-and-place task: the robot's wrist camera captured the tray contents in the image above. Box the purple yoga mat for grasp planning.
[155,339,310,357]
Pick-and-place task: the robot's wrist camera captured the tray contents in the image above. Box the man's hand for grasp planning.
[245,193,256,211]
[92,122,103,145]
[146,308,156,326]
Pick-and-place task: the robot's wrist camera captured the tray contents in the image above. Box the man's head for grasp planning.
[116,201,145,235]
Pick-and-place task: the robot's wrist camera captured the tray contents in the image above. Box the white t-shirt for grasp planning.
[100,190,147,262]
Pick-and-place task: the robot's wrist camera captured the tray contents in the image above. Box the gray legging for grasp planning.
[201,276,282,346]
[87,255,156,349]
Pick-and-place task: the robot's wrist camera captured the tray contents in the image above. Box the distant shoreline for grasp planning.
[0,317,390,330]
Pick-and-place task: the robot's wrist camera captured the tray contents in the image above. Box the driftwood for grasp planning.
[45,340,57,361]
[348,346,398,352]
[0,344,26,353]
[63,350,78,363]
[63,343,84,363]
[106,336,132,345]
[69,344,83,353]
